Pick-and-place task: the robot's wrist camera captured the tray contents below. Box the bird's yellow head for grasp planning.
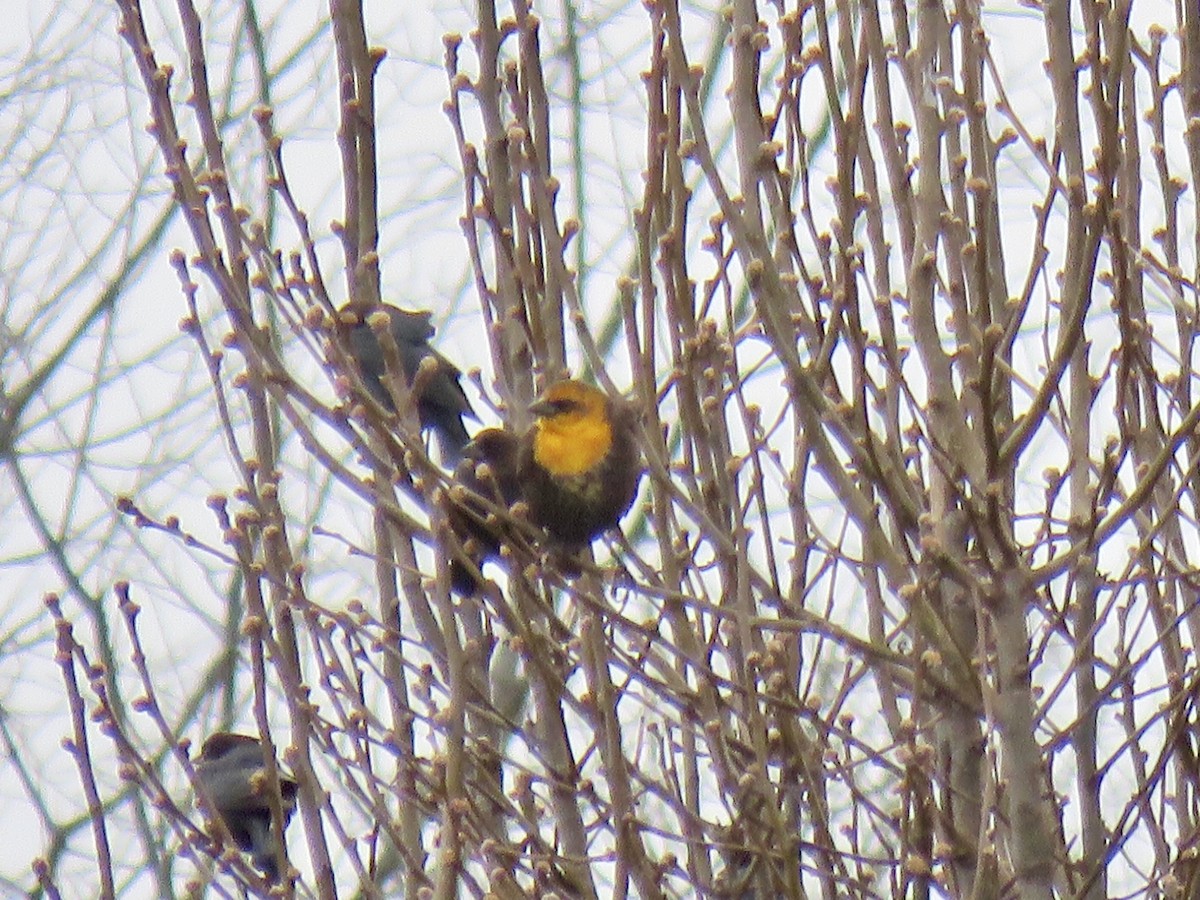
[529,380,613,477]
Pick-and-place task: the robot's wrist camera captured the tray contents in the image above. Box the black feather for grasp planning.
[345,305,475,461]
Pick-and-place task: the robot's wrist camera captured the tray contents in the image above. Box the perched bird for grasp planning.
[194,732,298,882]
[518,379,641,548]
[444,379,640,592]
[339,302,475,461]
[445,427,523,594]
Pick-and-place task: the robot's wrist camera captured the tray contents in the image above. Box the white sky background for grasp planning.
[0,0,1195,896]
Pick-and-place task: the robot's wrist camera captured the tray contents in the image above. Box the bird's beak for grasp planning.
[528,398,556,419]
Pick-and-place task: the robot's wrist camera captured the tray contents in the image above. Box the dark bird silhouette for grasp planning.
[445,427,523,594]
[194,732,298,883]
[444,379,640,592]
[339,303,475,461]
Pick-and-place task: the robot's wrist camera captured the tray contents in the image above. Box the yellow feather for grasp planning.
[531,382,613,476]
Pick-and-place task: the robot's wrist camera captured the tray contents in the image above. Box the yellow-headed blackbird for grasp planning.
[519,379,641,548]
[339,302,475,460]
[445,379,640,592]
[194,732,298,882]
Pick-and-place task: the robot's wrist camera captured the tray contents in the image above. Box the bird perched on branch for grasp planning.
[520,379,642,547]
[445,378,641,592]
[194,732,298,883]
[338,302,475,461]
[446,427,524,594]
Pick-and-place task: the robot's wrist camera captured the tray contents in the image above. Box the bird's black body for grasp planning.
[342,304,474,460]
[445,427,523,594]
[194,732,298,882]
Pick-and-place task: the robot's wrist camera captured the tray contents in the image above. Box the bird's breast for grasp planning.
[531,417,613,476]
